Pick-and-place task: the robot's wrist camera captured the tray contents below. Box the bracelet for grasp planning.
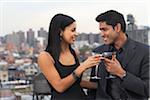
[72,71,80,81]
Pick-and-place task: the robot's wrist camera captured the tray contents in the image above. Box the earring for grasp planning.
[60,32,63,36]
[60,36,62,40]
[60,32,63,40]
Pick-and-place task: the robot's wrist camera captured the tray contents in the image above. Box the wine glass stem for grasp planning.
[95,65,98,76]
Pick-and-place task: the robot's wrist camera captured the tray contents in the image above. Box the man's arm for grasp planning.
[121,52,149,97]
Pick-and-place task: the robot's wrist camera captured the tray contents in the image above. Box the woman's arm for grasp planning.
[80,80,97,89]
[38,51,100,93]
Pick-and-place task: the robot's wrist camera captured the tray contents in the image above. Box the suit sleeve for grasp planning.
[121,51,149,97]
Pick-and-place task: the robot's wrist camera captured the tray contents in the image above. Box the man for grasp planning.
[93,10,149,100]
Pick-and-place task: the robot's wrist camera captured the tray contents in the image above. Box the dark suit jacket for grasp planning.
[93,38,149,100]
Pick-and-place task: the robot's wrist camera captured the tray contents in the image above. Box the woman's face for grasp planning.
[61,22,78,44]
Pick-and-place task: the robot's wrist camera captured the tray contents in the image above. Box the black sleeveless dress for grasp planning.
[50,48,86,100]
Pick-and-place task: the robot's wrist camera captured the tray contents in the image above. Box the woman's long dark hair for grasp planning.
[45,14,75,60]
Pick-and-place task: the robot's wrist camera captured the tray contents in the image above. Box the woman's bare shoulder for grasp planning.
[38,51,55,64]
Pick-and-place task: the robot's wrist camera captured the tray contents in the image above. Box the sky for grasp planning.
[0,0,150,36]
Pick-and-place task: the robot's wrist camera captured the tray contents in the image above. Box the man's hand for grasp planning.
[104,55,126,78]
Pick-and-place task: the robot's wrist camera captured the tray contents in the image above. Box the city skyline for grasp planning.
[0,0,150,36]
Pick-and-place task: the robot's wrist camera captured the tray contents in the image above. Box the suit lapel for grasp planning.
[121,38,136,69]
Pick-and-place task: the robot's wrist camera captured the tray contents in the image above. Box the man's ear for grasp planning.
[114,23,121,32]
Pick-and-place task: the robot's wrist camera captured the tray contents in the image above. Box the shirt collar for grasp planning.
[110,34,130,53]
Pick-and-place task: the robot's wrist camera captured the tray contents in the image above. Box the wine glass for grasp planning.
[90,51,117,79]
[90,52,102,80]
[102,51,117,79]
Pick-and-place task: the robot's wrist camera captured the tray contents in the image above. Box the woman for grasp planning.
[38,14,101,100]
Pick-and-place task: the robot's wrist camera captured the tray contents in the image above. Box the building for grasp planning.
[38,27,48,46]
[148,31,150,45]
[126,27,149,45]
[38,27,48,38]
[27,28,35,47]
[5,31,25,49]
[5,32,18,50]
[126,14,149,45]
[88,33,102,44]
[0,36,5,45]
[16,31,26,44]
[76,33,103,46]
[0,61,8,82]
[23,62,39,76]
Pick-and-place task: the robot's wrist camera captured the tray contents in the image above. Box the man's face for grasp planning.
[99,22,118,45]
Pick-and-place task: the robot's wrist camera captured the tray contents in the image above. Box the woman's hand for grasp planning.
[81,54,104,70]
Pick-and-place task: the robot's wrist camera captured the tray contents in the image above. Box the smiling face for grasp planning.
[61,22,78,44]
[99,22,119,45]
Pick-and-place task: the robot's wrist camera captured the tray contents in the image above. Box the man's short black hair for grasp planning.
[96,10,126,32]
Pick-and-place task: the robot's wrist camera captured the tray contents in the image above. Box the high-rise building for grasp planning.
[5,31,25,50]
[126,14,149,45]
[5,32,18,51]
[16,31,25,44]
[37,27,48,46]
[27,28,35,47]
[38,27,48,38]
